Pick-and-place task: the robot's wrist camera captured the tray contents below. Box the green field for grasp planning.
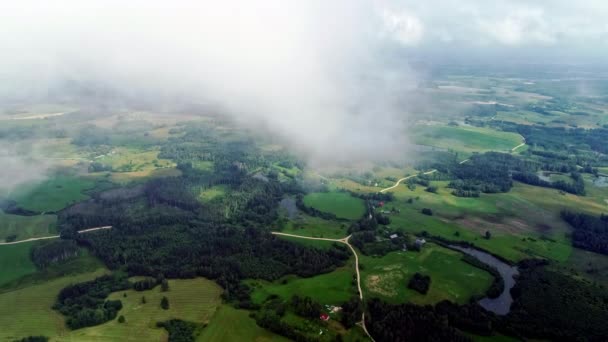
[61,278,222,341]
[197,305,290,342]
[372,179,600,262]
[247,260,357,305]
[0,241,39,286]
[0,268,108,342]
[303,192,365,220]
[279,214,348,239]
[8,176,97,212]
[0,211,57,242]
[412,125,523,155]
[359,243,493,305]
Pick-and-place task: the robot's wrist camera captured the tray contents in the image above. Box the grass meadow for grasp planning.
[359,243,493,305]
[303,192,365,220]
[0,212,57,242]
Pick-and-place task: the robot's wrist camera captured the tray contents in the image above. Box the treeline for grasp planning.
[407,273,431,294]
[31,240,81,269]
[512,171,585,195]
[561,211,608,254]
[53,274,130,329]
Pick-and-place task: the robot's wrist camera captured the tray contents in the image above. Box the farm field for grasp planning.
[303,192,365,220]
[61,278,222,341]
[7,176,97,212]
[246,260,357,305]
[359,244,493,305]
[411,124,523,155]
[197,305,290,342]
[93,147,174,173]
[198,185,228,203]
[0,211,57,242]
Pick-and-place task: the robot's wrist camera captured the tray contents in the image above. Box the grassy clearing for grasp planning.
[8,176,96,212]
[197,305,290,342]
[274,234,339,250]
[198,185,228,203]
[247,260,356,305]
[303,192,365,220]
[0,211,57,242]
[61,278,222,341]
[412,125,523,155]
[558,248,608,286]
[279,214,348,239]
[0,241,38,286]
[360,243,493,305]
[0,268,108,342]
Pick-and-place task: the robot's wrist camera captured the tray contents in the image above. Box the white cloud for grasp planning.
[381,9,424,45]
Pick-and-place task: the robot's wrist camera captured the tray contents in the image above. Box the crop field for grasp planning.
[411,124,523,155]
[303,192,365,220]
[359,244,493,305]
[0,212,57,242]
[247,260,356,305]
[197,305,290,342]
[62,278,222,341]
[0,241,39,286]
[0,268,108,342]
[279,214,348,239]
[8,176,97,212]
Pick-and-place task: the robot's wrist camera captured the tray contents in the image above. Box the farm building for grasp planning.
[415,238,427,247]
[320,313,330,321]
[389,234,398,239]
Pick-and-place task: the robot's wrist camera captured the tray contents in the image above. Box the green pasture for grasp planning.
[0,212,57,242]
[246,260,356,305]
[0,268,108,342]
[198,185,228,203]
[198,305,290,342]
[8,176,96,212]
[279,214,348,239]
[0,241,39,286]
[359,243,493,305]
[412,124,523,155]
[303,192,365,220]
[62,278,222,341]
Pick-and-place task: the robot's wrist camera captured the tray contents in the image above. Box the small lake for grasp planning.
[450,245,519,315]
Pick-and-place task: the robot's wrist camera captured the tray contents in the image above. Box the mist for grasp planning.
[1,0,607,168]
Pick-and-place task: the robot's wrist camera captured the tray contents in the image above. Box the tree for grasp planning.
[485,231,492,239]
[118,315,125,323]
[161,296,170,310]
[161,279,169,292]
[141,296,147,304]
[421,208,433,216]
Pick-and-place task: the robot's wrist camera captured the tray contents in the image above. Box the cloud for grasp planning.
[0,143,53,194]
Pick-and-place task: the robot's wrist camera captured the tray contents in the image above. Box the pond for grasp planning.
[450,245,519,315]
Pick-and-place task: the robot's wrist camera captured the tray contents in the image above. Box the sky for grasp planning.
[0,1,607,188]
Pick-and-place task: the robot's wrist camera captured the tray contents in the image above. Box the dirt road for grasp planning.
[0,226,112,245]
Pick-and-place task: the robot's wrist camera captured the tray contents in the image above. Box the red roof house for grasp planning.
[320,313,330,321]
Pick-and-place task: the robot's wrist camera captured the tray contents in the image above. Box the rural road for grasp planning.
[271,231,375,341]
[0,226,112,245]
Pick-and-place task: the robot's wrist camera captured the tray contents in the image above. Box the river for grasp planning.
[450,245,519,315]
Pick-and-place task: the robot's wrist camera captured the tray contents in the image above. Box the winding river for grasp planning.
[450,245,519,315]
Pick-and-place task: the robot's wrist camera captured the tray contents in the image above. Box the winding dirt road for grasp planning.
[271,231,375,341]
[0,226,112,245]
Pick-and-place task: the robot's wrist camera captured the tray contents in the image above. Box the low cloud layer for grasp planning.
[0,1,606,168]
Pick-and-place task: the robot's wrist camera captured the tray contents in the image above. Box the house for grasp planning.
[320,313,330,321]
[415,238,427,247]
[389,234,398,239]
[378,201,384,207]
